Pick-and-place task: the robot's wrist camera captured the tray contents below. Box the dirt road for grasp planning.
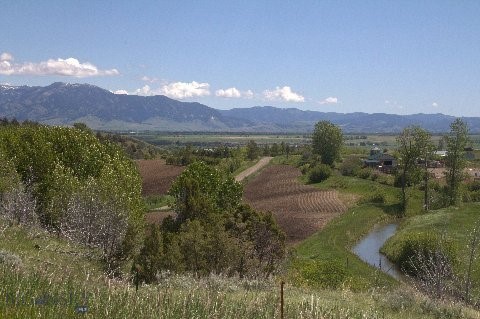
[235,157,273,182]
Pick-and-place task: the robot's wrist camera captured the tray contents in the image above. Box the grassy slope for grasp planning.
[382,202,480,297]
[290,174,402,290]
[3,168,480,317]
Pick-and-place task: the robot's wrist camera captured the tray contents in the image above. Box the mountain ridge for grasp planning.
[1,82,479,133]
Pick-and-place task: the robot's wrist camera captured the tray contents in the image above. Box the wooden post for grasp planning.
[280,281,285,319]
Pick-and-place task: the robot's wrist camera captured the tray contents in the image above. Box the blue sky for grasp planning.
[1,1,480,116]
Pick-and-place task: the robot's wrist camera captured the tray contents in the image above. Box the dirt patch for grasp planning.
[136,159,185,196]
[145,210,175,225]
[243,165,347,244]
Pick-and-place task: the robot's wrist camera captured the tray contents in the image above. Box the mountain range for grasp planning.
[1,82,479,133]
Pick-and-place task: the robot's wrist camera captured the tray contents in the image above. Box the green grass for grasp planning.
[2,188,480,317]
[289,174,406,290]
[2,266,478,319]
[382,202,480,299]
[143,194,173,211]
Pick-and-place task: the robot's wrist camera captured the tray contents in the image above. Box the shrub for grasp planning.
[308,164,332,183]
[377,174,394,186]
[392,232,456,278]
[356,167,373,179]
[370,171,380,181]
[339,155,362,176]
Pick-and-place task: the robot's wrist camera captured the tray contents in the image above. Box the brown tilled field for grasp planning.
[244,164,347,244]
[136,159,185,196]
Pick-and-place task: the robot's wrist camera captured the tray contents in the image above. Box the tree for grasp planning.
[445,118,469,205]
[312,121,343,166]
[168,161,242,223]
[396,126,431,215]
[150,162,286,280]
[135,224,164,284]
[246,140,260,160]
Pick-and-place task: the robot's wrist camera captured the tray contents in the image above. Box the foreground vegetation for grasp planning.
[2,119,480,317]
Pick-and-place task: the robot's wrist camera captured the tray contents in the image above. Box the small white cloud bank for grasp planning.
[263,86,304,103]
[114,90,129,95]
[215,87,254,99]
[0,52,119,77]
[432,102,438,107]
[319,97,338,105]
[132,81,211,99]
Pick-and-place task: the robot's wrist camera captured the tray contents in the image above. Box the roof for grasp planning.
[367,153,396,161]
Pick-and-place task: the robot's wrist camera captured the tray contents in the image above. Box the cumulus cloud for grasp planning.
[263,86,305,102]
[432,102,438,107]
[216,87,241,98]
[114,90,128,95]
[159,81,210,99]
[0,53,119,77]
[131,81,211,99]
[319,97,338,105]
[215,87,254,99]
[0,52,13,61]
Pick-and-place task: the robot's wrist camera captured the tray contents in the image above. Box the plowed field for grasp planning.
[244,165,347,244]
[136,159,184,196]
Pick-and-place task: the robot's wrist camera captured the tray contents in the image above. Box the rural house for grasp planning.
[364,147,397,173]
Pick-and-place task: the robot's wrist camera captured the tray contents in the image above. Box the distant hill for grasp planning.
[1,82,480,133]
[220,106,480,133]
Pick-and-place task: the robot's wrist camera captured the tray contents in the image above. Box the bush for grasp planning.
[339,155,362,176]
[377,174,394,186]
[370,171,380,181]
[308,164,332,183]
[356,167,373,179]
[390,232,456,278]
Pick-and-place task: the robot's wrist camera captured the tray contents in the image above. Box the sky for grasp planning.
[1,1,480,116]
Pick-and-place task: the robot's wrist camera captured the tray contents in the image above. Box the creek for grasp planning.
[352,223,404,280]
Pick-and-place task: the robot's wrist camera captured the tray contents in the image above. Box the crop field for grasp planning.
[136,159,184,196]
[244,165,347,244]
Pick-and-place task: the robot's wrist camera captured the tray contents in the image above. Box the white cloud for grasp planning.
[263,86,305,102]
[131,81,211,99]
[141,75,158,83]
[159,81,210,99]
[216,87,241,98]
[0,53,119,77]
[319,97,338,105]
[243,89,254,99]
[432,102,438,107]
[0,52,13,61]
[114,90,128,95]
[215,87,254,99]
[134,85,154,96]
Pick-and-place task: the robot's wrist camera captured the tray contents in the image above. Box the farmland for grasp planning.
[244,165,347,244]
[136,159,184,196]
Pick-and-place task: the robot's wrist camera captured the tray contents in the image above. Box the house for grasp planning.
[364,147,397,173]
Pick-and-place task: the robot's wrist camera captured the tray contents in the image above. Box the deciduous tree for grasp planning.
[312,121,343,166]
[445,118,469,205]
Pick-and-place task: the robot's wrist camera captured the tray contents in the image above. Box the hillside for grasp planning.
[2,82,480,133]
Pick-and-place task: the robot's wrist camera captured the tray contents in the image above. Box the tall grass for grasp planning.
[2,267,477,319]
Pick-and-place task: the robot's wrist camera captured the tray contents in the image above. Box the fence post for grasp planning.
[281,281,285,319]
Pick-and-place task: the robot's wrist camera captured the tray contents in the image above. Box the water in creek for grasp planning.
[353,223,404,280]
